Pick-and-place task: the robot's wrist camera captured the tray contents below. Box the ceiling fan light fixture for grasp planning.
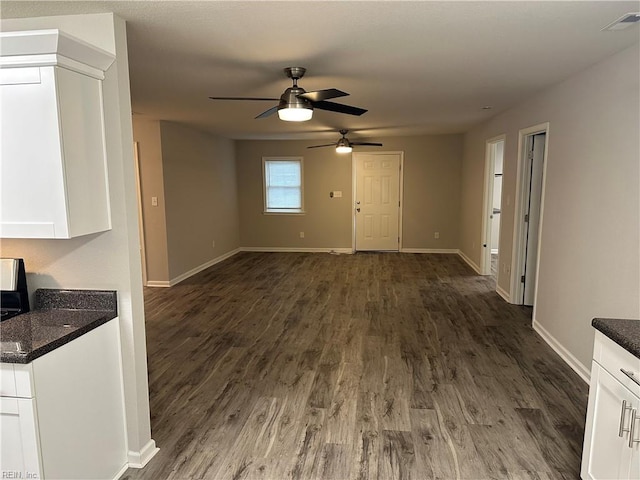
[336,137,352,153]
[278,106,313,122]
[277,86,313,122]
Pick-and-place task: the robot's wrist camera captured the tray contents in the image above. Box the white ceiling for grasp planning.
[2,1,639,141]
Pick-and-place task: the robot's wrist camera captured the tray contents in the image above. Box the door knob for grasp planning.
[356,208,360,213]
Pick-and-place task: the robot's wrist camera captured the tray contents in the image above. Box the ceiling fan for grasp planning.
[209,67,367,122]
[307,129,383,154]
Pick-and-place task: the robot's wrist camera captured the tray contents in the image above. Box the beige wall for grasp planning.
[388,135,462,250]
[132,117,170,283]
[236,140,353,249]
[159,121,240,280]
[0,13,154,462]
[236,135,462,250]
[460,43,640,373]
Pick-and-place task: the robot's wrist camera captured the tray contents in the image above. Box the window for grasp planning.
[263,157,304,213]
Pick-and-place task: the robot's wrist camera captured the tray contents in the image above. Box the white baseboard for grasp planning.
[240,247,354,254]
[168,248,241,286]
[532,319,590,384]
[401,248,460,254]
[128,438,159,468]
[145,280,171,288]
[496,285,511,302]
[457,250,481,274]
[113,462,129,480]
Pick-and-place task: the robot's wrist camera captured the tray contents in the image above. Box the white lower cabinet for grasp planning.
[582,332,640,480]
[0,319,127,479]
[0,397,42,477]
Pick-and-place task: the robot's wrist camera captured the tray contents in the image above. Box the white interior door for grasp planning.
[481,137,504,276]
[522,133,545,305]
[354,152,401,251]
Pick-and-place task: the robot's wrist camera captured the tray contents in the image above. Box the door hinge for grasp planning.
[527,150,534,160]
[524,214,529,223]
[520,275,525,283]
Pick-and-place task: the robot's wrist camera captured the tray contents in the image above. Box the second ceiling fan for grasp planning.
[308,130,383,154]
[209,67,367,122]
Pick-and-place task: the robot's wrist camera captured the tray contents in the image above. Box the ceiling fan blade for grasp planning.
[312,101,367,116]
[255,105,279,119]
[350,142,383,147]
[209,96,279,101]
[307,143,338,149]
[298,88,349,102]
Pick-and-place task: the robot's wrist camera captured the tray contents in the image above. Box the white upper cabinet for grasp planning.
[0,30,115,238]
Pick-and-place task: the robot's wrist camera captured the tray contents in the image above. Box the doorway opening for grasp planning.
[511,123,549,307]
[481,136,505,282]
[352,152,403,252]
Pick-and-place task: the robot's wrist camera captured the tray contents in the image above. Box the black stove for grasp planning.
[0,258,29,321]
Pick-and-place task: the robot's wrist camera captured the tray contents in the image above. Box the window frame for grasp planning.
[262,156,305,214]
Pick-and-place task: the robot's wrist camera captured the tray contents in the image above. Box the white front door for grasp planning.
[354,152,401,251]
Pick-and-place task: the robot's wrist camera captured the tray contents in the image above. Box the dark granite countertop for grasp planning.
[592,318,640,359]
[1,289,117,364]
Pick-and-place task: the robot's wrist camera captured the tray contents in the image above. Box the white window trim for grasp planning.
[262,156,305,214]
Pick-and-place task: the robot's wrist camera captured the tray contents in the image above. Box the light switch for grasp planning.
[151,196,158,206]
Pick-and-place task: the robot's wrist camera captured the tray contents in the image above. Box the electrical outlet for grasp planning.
[151,196,158,207]
[299,231,305,238]
[434,232,440,239]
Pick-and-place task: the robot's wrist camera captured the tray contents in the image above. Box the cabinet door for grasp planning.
[626,406,640,480]
[582,362,636,480]
[0,66,67,238]
[0,397,43,477]
[0,66,110,238]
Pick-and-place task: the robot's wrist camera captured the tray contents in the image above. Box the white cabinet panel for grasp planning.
[0,397,43,478]
[0,364,17,397]
[0,29,114,239]
[0,66,110,238]
[629,432,640,479]
[32,319,127,479]
[582,332,640,480]
[582,363,637,479]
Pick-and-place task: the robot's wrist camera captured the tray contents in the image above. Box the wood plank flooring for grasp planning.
[121,252,588,480]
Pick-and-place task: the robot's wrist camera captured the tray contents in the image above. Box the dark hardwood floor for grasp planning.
[122,252,587,480]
